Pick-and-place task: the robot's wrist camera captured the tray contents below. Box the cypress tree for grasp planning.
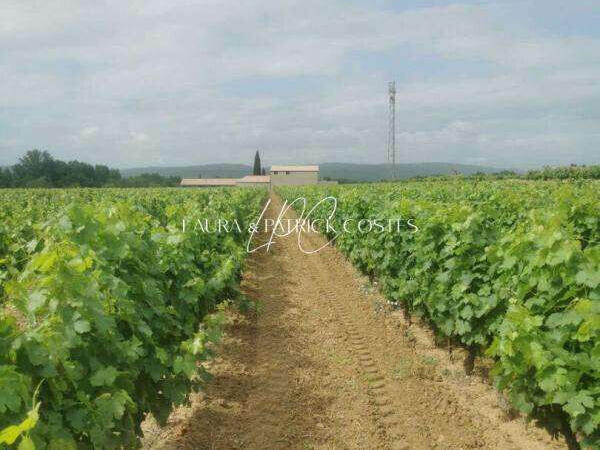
[253,150,261,175]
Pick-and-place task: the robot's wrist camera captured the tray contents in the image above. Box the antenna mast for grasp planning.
[387,81,396,177]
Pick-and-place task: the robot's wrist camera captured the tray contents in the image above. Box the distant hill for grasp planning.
[317,162,502,181]
[121,162,503,182]
[121,164,253,179]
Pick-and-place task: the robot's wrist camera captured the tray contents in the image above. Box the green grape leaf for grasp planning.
[90,366,118,387]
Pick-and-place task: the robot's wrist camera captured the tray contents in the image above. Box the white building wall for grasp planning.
[270,171,318,186]
[236,182,271,189]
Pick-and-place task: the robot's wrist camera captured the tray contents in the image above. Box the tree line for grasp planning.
[0,150,181,188]
[524,164,600,180]
[408,166,600,182]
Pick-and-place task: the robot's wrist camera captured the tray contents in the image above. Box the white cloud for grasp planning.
[80,126,99,137]
[0,0,599,168]
[129,131,150,144]
[69,126,100,145]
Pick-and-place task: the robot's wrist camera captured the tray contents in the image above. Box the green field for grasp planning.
[1,180,599,448]
[278,179,600,448]
[0,188,265,449]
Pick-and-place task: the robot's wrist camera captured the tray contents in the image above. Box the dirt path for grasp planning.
[142,194,565,450]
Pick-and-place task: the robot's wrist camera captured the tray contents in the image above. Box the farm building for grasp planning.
[180,178,238,187]
[269,165,319,186]
[180,175,270,188]
[179,165,321,188]
[236,175,271,188]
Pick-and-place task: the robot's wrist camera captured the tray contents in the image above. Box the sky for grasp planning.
[1,0,599,169]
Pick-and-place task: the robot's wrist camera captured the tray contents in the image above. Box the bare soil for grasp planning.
[142,194,566,450]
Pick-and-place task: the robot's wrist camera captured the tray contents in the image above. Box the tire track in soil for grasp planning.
[142,193,566,450]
